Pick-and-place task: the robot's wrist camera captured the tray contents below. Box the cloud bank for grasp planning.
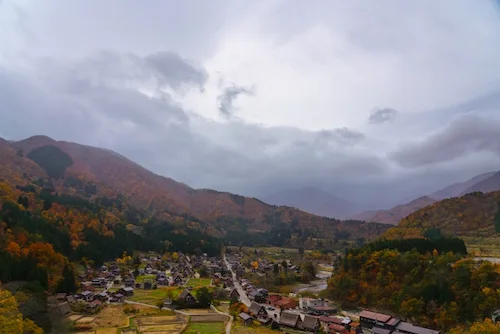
[0,0,500,209]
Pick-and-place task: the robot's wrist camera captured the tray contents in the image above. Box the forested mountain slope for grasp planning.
[382,191,500,239]
[4,135,389,244]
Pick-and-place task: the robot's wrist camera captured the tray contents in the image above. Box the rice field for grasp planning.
[183,322,225,334]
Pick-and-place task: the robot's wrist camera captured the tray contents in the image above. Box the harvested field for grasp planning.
[78,316,97,323]
[92,305,130,329]
[181,309,214,314]
[134,315,187,333]
[68,314,84,321]
[135,315,183,326]
[138,323,184,332]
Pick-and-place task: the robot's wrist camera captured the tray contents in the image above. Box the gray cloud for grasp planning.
[1,0,500,210]
[144,52,207,90]
[368,108,398,124]
[315,128,365,146]
[217,84,255,116]
[2,52,500,209]
[390,112,500,168]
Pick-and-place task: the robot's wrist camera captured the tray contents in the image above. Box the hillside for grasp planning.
[461,171,500,195]
[382,191,500,239]
[261,187,356,219]
[2,135,390,245]
[350,196,436,225]
[430,171,497,199]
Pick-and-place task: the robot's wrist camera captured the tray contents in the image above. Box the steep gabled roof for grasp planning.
[248,302,266,316]
[300,315,320,330]
[279,312,300,328]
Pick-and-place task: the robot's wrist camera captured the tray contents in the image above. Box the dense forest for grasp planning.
[327,238,500,332]
[0,178,222,289]
[387,191,500,238]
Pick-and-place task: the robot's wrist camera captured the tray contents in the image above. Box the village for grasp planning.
[50,248,440,334]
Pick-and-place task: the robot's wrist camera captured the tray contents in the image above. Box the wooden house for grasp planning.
[239,312,254,326]
[177,289,196,304]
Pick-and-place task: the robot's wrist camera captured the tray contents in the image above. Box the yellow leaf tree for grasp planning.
[0,288,23,334]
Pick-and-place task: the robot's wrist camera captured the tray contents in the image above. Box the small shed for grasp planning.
[239,312,253,326]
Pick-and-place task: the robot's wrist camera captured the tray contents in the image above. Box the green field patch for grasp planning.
[127,287,182,305]
[184,322,225,334]
[186,278,212,288]
[135,274,156,283]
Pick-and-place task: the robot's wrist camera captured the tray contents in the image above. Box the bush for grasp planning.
[123,304,139,314]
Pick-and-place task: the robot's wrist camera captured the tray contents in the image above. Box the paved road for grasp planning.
[223,254,251,306]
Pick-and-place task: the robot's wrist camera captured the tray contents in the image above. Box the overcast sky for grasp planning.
[1,0,500,209]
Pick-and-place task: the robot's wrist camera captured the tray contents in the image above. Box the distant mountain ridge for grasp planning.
[461,171,500,195]
[430,171,496,199]
[261,187,356,219]
[349,196,437,225]
[348,170,499,225]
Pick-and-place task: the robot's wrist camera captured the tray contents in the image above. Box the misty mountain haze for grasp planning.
[430,171,497,199]
[261,187,358,219]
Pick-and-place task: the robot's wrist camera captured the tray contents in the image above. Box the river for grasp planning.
[295,269,331,293]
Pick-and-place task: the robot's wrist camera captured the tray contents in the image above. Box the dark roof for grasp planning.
[178,289,193,300]
[360,310,392,323]
[249,302,266,315]
[58,302,72,315]
[320,316,343,324]
[387,317,401,327]
[396,321,440,334]
[257,317,272,324]
[279,312,300,327]
[372,328,392,334]
[301,315,320,330]
[239,312,253,321]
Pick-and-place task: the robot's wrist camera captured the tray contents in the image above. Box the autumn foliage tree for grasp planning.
[327,243,500,332]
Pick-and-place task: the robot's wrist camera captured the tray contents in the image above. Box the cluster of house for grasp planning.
[238,301,324,332]
[54,285,135,315]
[358,310,440,334]
[237,303,440,334]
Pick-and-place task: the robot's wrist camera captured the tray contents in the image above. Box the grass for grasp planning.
[463,236,500,257]
[215,303,229,314]
[186,278,212,287]
[127,287,183,305]
[183,322,225,334]
[232,321,276,334]
[135,274,156,283]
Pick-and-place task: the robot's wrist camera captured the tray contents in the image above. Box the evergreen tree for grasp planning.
[495,202,500,233]
[57,265,77,293]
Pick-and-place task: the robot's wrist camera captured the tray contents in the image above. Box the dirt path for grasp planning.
[211,305,233,334]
